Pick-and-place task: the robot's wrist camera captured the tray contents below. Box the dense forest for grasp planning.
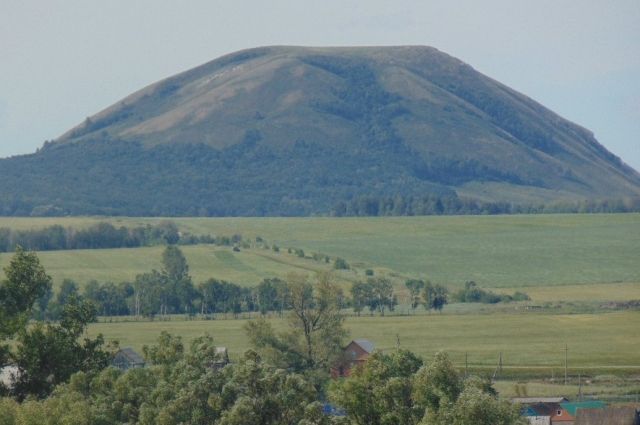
[1,137,638,217]
[331,194,640,216]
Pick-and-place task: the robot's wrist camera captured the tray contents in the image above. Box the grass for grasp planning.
[1,214,639,290]
[88,311,640,370]
[4,215,638,397]
[492,282,640,303]
[0,245,339,287]
[493,379,640,400]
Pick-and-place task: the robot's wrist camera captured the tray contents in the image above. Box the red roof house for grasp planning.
[331,339,375,378]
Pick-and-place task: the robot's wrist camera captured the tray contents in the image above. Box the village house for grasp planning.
[516,397,568,425]
[111,347,146,370]
[212,346,229,369]
[516,398,607,425]
[556,401,607,424]
[331,339,375,378]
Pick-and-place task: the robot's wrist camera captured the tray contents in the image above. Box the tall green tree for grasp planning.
[161,245,195,314]
[0,247,52,372]
[329,349,424,425]
[0,247,52,339]
[350,281,373,316]
[245,273,348,374]
[368,277,396,316]
[423,282,448,313]
[11,295,113,399]
[413,351,463,413]
[405,279,426,312]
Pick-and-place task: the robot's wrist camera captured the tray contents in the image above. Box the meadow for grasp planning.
[88,311,640,371]
[1,214,639,291]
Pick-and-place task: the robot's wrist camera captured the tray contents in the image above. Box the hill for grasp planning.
[1,46,639,216]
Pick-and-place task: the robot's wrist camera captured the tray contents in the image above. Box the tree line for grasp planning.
[0,221,245,253]
[27,246,527,322]
[331,194,640,216]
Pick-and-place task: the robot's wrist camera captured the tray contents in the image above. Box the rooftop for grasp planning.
[352,339,375,354]
[116,347,145,364]
[561,401,606,416]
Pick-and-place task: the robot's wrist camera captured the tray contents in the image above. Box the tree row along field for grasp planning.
[0,214,639,290]
[87,311,640,371]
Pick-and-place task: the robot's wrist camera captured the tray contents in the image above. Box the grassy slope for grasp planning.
[1,214,639,289]
[0,245,342,286]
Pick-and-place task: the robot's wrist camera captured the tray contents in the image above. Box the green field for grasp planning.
[1,214,639,291]
[0,245,338,287]
[88,311,640,370]
[3,214,639,397]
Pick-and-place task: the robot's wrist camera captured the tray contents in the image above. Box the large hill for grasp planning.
[1,46,639,216]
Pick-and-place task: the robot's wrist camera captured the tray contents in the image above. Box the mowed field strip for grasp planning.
[1,214,639,290]
[88,311,640,369]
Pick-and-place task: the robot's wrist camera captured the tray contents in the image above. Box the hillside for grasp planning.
[1,46,639,216]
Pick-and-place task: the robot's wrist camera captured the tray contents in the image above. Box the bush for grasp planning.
[334,257,350,270]
[452,281,529,304]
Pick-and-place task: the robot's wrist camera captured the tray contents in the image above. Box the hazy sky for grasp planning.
[1,0,639,170]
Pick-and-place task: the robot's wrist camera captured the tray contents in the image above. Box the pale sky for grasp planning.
[1,0,639,170]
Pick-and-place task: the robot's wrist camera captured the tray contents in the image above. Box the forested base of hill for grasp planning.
[330,194,640,216]
[1,137,638,217]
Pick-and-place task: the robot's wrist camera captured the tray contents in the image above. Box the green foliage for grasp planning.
[0,247,52,340]
[330,350,522,425]
[1,332,333,425]
[452,281,530,304]
[413,351,463,412]
[256,278,287,315]
[405,279,425,310]
[245,273,348,373]
[423,282,448,313]
[333,257,350,270]
[420,385,526,425]
[329,350,424,425]
[142,331,184,367]
[5,138,635,217]
[0,221,209,253]
[349,278,396,316]
[11,295,112,399]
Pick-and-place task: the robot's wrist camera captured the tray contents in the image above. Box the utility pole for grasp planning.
[578,373,583,401]
[564,344,568,386]
[465,352,468,378]
[492,352,503,381]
